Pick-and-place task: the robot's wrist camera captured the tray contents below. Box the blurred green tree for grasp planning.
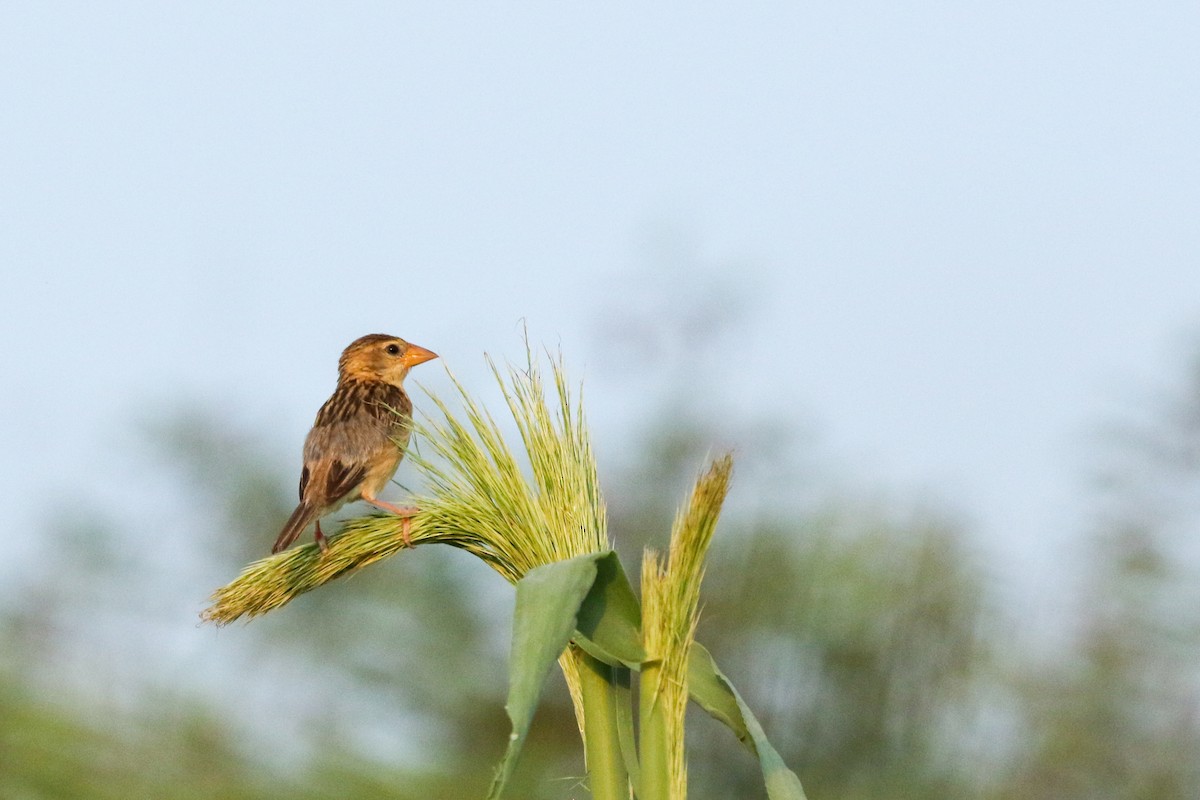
[992,354,1200,800]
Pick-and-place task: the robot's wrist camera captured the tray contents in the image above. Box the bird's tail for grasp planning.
[273,502,317,554]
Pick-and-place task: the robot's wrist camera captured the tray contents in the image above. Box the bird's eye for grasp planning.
[385,344,402,356]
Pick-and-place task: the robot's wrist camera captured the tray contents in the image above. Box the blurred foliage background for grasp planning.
[3,301,1199,800]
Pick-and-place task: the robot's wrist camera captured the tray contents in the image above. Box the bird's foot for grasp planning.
[314,521,330,554]
[363,496,419,547]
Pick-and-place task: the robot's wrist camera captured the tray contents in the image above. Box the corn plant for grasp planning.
[203,352,806,800]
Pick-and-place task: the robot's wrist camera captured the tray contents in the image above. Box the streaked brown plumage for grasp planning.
[272,334,438,554]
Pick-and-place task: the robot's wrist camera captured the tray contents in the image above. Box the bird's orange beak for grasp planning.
[401,343,439,367]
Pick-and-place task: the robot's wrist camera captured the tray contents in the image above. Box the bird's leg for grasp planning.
[362,495,418,547]
[314,520,329,553]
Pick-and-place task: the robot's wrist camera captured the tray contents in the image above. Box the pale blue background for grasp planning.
[3,3,1198,632]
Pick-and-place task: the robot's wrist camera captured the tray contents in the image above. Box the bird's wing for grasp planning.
[323,458,367,503]
[300,420,375,506]
[298,456,364,504]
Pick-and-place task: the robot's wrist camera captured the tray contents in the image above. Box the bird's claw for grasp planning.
[400,515,413,548]
[363,496,418,548]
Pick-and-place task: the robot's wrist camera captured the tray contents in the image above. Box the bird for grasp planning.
[272,333,438,554]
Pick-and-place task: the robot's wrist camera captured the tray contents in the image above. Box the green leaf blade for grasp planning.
[488,554,601,799]
[689,643,808,800]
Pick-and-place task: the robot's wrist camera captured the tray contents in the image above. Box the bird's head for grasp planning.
[338,333,438,386]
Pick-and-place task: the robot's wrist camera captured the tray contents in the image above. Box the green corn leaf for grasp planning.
[488,553,597,799]
[572,549,646,668]
[688,643,808,800]
[611,665,641,795]
[488,550,642,800]
[687,643,749,745]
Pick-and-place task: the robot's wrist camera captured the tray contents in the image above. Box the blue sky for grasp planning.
[3,2,1199,617]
